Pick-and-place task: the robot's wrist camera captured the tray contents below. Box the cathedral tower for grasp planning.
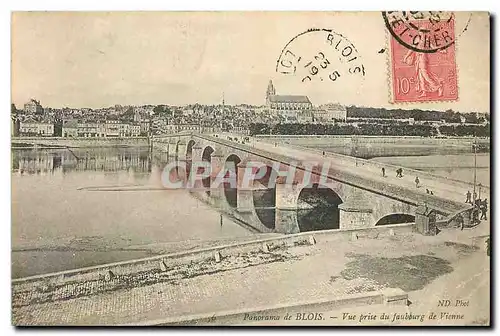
[266,80,276,104]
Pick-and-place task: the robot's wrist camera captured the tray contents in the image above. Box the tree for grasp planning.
[11,103,17,115]
[122,106,135,121]
[153,105,165,115]
[163,105,172,117]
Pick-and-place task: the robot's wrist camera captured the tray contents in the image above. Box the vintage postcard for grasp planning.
[11,11,490,326]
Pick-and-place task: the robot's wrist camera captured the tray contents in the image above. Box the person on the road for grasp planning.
[458,213,465,231]
[396,168,403,178]
[381,167,386,177]
[465,190,472,203]
[480,199,488,220]
[472,205,480,225]
[415,176,420,188]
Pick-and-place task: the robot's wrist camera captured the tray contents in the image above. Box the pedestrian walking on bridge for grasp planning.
[465,190,472,203]
[381,167,386,177]
[458,214,465,231]
[415,176,420,188]
[396,168,403,178]
[480,199,488,220]
[472,205,480,225]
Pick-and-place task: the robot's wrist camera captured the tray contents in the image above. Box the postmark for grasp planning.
[384,12,459,103]
[383,11,457,53]
[276,29,365,85]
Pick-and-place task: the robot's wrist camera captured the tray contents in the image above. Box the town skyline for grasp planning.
[12,97,490,115]
[12,12,490,113]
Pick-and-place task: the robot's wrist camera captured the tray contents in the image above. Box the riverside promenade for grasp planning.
[12,221,489,326]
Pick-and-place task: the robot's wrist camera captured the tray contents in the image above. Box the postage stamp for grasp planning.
[383,12,458,103]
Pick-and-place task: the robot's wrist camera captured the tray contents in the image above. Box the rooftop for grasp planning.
[268,95,311,104]
[63,120,78,128]
[323,103,347,111]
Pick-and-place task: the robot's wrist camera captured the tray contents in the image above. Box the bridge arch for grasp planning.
[375,213,415,226]
[252,165,278,230]
[296,183,343,231]
[223,154,242,208]
[201,145,215,195]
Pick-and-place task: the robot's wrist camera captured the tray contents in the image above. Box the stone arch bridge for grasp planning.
[152,133,476,234]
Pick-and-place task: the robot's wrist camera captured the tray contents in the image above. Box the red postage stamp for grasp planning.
[387,15,458,103]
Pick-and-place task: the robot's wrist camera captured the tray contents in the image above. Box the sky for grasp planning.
[11,12,490,112]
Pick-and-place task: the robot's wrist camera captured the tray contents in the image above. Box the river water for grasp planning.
[11,147,253,278]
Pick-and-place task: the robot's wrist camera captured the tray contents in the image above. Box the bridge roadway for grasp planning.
[191,134,480,218]
[253,139,475,205]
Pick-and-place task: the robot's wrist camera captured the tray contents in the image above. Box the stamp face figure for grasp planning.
[387,14,458,103]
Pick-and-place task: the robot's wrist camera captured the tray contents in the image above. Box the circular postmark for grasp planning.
[276,28,365,85]
[382,11,463,53]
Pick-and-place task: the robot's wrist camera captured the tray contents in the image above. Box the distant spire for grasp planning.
[266,80,276,102]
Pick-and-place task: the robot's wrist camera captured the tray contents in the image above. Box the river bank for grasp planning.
[13,223,490,326]
[11,136,149,148]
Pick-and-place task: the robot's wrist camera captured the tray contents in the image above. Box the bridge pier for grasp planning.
[275,209,300,234]
[191,145,204,166]
[415,204,437,235]
[176,143,186,160]
[191,144,203,161]
[185,146,204,189]
[157,142,169,160]
[338,202,374,230]
[275,179,300,234]
[176,159,189,182]
[236,162,254,213]
[155,141,167,153]
[168,141,177,157]
[209,151,227,209]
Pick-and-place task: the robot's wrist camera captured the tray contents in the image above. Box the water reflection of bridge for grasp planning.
[12,148,152,175]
